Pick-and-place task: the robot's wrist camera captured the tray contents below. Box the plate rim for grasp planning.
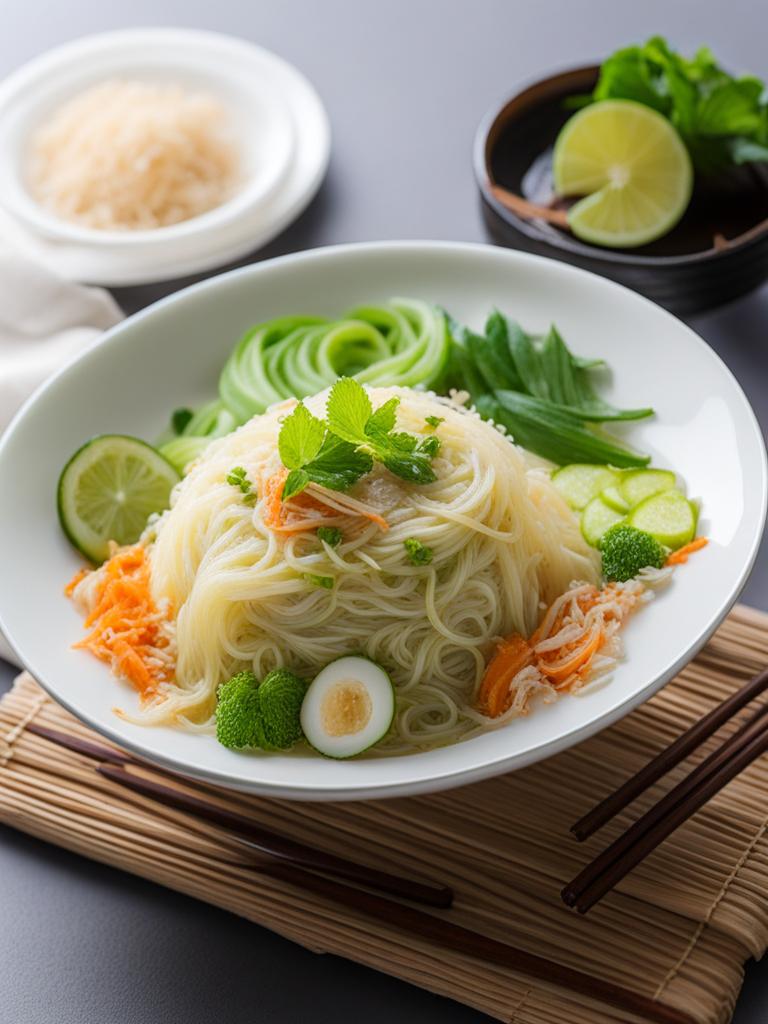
[1,239,765,799]
[0,27,331,286]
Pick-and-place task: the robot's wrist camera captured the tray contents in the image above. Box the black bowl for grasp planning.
[474,66,768,317]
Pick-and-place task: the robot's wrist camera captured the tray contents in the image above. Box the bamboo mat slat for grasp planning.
[3,606,768,1023]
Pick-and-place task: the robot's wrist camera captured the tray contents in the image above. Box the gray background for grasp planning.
[1,1,767,1021]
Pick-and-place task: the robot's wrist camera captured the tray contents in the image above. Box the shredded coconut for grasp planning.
[29,79,241,230]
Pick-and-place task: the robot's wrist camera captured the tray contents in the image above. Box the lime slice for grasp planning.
[553,100,693,248]
[629,490,696,550]
[58,435,180,563]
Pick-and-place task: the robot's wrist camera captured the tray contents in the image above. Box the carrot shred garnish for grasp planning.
[666,536,708,566]
[67,545,173,699]
[538,626,604,684]
[478,579,645,718]
[262,469,288,529]
[477,634,533,717]
[64,568,88,597]
[261,471,389,534]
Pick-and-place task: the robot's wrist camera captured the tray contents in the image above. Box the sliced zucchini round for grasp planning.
[601,485,630,513]
[551,464,619,510]
[300,656,395,758]
[619,469,676,508]
[581,496,626,547]
[628,490,695,550]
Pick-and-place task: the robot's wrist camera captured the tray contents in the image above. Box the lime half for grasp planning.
[553,100,693,248]
[58,435,180,563]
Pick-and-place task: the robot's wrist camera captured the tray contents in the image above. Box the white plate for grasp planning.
[0,242,764,800]
[0,30,330,286]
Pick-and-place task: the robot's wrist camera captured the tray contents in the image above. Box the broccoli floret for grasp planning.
[600,523,666,582]
[215,671,266,750]
[259,669,307,750]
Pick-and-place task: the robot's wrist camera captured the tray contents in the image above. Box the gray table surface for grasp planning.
[2,1,768,1020]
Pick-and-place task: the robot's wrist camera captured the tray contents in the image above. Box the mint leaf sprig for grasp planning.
[278,402,372,500]
[278,379,440,500]
[326,378,439,485]
[577,36,768,174]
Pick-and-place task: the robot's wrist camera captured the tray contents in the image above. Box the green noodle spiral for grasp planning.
[160,299,450,473]
[219,298,450,423]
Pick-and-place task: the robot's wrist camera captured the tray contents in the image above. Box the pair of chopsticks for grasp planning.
[23,719,696,1024]
[563,665,768,913]
[26,720,450,908]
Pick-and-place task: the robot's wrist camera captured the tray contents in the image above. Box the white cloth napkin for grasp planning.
[0,248,123,664]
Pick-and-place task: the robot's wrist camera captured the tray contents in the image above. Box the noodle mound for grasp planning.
[146,387,599,750]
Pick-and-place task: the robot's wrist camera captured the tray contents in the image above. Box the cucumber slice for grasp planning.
[581,497,626,547]
[601,485,630,513]
[300,656,395,758]
[552,464,620,510]
[629,490,695,550]
[620,469,676,508]
[58,435,180,563]
[159,436,212,475]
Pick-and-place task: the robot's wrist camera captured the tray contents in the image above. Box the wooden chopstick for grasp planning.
[24,719,452,909]
[99,764,452,908]
[26,721,137,767]
[571,665,768,841]
[260,862,696,1024]
[17,716,700,1021]
[564,700,768,913]
[96,769,695,1024]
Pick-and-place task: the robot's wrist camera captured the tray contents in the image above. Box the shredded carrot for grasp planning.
[538,625,604,684]
[64,568,88,597]
[262,469,288,529]
[67,545,174,699]
[478,580,644,718]
[261,471,389,535]
[477,634,533,717]
[666,536,708,566]
[529,586,599,646]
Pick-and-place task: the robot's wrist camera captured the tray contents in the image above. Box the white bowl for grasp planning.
[0,30,330,285]
[0,242,764,800]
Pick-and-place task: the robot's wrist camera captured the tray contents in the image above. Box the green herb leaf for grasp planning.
[442,315,492,400]
[172,408,194,435]
[489,312,544,397]
[226,466,247,486]
[283,469,310,500]
[696,78,764,136]
[489,392,650,468]
[587,36,768,174]
[366,397,400,436]
[277,394,374,499]
[404,538,434,566]
[418,435,440,457]
[278,403,326,469]
[375,433,437,484]
[326,377,373,445]
[226,464,255,498]
[425,415,444,428]
[325,377,439,486]
[539,326,653,422]
[303,433,373,492]
[304,573,334,589]
[317,526,343,547]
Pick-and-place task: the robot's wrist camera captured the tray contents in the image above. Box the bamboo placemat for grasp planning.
[3,605,768,1024]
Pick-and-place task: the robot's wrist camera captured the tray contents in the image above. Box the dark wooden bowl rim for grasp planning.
[474,64,768,268]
